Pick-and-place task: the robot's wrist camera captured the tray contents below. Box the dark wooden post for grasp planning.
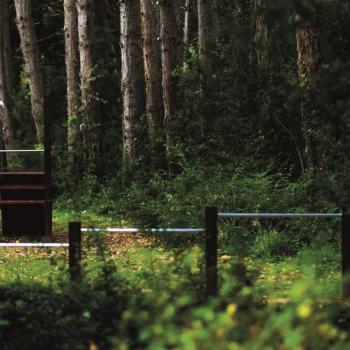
[44,94,52,194]
[342,211,350,299]
[44,94,52,239]
[205,206,218,297]
[69,221,82,282]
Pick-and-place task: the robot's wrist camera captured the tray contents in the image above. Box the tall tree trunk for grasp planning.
[198,0,217,137]
[64,0,81,180]
[140,0,163,161]
[255,0,269,68]
[183,0,190,61]
[14,0,44,143]
[255,0,270,118]
[120,0,145,163]
[3,0,13,102]
[296,16,319,170]
[77,0,98,170]
[198,0,217,79]
[0,0,15,152]
[159,0,182,149]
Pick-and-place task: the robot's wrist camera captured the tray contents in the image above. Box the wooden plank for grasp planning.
[0,172,45,176]
[0,200,50,205]
[0,185,46,190]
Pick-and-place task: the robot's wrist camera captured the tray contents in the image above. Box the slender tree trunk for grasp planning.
[14,0,44,143]
[296,17,319,170]
[255,0,270,119]
[77,0,99,171]
[3,0,13,102]
[198,0,217,79]
[255,0,269,68]
[0,0,15,152]
[140,0,163,159]
[64,0,81,179]
[198,0,217,137]
[120,0,145,163]
[159,0,182,148]
[183,0,190,61]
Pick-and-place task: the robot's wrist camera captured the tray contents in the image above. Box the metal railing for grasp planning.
[81,227,204,233]
[218,212,342,218]
[206,207,349,299]
[0,150,44,153]
[0,243,67,247]
[0,207,348,299]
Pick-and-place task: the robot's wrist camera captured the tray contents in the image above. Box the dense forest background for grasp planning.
[3,1,350,349]
[1,0,350,222]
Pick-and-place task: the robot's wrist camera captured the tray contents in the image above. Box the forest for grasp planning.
[1,0,350,349]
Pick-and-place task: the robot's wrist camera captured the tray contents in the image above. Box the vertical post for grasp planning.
[69,221,82,282]
[342,211,350,299]
[44,94,52,192]
[205,206,218,297]
[44,201,52,240]
[44,94,52,238]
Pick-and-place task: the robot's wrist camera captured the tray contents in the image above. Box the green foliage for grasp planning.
[56,164,340,259]
[4,0,350,348]
[0,243,348,349]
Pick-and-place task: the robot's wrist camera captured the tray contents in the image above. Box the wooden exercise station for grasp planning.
[0,110,52,238]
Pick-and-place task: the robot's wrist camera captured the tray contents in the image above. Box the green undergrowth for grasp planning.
[56,164,339,227]
[1,167,346,348]
[0,240,348,349]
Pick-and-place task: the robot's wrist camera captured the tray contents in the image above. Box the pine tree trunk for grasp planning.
[198,0,217,136]
[255,0,270,118]
[159,0,182,147]
[0,0,15,152]
[77,0,98,171]
[183,0,191,60]
[64,0,81,179]
[3,0,13,102]
[120,0,145,163]
[198,0,217,79]
[255,0,269,68]
[14,0,45,143]
[296,18,319,170]
[140,0,163,157]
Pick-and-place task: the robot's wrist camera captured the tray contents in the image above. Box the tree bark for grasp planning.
[296,22,319,79]
[0,0,15,151]
[159,0,182,147]
[140,0,163,156]
[14,0,45,143]
[64,0,81,179]
[198,0,217,79]
[198,0,217,137]
[296,17,319,170]
[120,0,145,162]
[255,0,269,68]
[183,0,190,60]
[2,0,13,102]
[77,0,98,170]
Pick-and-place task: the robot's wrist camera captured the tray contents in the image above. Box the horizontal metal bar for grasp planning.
[218,213,342,218]
[0,243,69,248]
[0,150,44,153]
[81,227,205,233]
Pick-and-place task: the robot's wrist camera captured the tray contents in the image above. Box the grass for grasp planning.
[0,234,342,302]
[0,211,345,349]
